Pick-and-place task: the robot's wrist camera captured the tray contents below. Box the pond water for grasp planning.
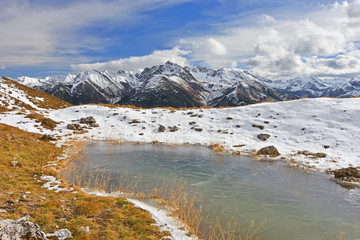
[70,142,360,240]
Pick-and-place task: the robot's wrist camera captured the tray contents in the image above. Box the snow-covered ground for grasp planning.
[43,98,359,172]
[1,76,360,239]
[1,97,359,171]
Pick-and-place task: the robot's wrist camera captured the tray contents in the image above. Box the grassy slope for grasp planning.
[0,78,166,239]
[0,123,165,240]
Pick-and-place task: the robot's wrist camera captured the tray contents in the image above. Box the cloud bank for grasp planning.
[179,0,360,78]
[71,47,190,72]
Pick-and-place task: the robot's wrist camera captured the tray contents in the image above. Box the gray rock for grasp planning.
[169,126,179,132]
[257,134,270,141]
[66,124,82,131]
[78,226,90,234]
[46,229,72,240]
[79,116,96,124]
[158,125,166,132]
[0,216,47,240]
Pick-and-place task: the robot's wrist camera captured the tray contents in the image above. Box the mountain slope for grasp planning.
[0,76,72,112]
[16,62,293,107]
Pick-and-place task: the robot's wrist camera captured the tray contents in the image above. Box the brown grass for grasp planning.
[0,123,165,239]
[1,77,72,110]
[26,112,59,130]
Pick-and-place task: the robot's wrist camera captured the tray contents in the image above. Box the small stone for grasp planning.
[252,124,264,130]
[323,145,330,149]
[169,126,179,132]
[315,153,327,158]
[10,161,21,167]
[46,229,72,240]
[194,128,203,132]
[257,134,270,141]
[67,123,82,131]
[78,226,90,234]
[257,146,280,157]
[158,125,166,132]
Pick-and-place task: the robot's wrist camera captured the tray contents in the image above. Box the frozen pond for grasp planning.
[70,142,360,240]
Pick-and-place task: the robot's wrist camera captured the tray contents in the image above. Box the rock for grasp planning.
[252,124,264,130]
[0,209,7,213]
[334,167,360,179]
[79,116,96,124]
[257,134,270,141]
[9,161,21,167]
[158,125,166,132]
[194,128,203,132]
[315,152,327,158]
[39,134,56,141]
[257,146,280,157]
[46,229,72,240]
[169,126,178,132]
[0,216,47,240]
[66,124,82,131]
[78,226,90,234]
[89,123,99,127]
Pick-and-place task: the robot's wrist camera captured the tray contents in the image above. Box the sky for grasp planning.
[1,0,360,79]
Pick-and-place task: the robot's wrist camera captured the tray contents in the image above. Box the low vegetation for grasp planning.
[0,123,165,239]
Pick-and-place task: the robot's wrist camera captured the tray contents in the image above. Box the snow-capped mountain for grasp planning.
[14,62,360,107]
[263,76,357,98]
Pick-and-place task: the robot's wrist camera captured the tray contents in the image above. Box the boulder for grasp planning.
[334,167,360,179]
[66,124,82,131]
[46,229,72,240]
[0,216,47,240]
[257,134,270,141]
[257,146,280,157]
[79,116,96,124]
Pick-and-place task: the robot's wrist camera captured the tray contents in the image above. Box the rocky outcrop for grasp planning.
[0,216,47,240]
[0,216,72,240]
[80,116,98,127]
[257,146,280,157]
[334,167,360,179]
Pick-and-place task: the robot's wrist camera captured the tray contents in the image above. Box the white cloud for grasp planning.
[179,0,360,78]
[71,47,190,72]
[0,0,190,68]
[0,66,5,70]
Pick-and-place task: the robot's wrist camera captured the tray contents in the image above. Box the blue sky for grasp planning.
[1,0,360,79]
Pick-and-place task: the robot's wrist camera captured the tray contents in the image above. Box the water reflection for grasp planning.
[72,142,359,240]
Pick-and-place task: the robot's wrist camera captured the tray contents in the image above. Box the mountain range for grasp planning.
[15,61,360,107]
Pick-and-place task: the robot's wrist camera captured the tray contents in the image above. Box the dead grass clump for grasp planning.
[26,112,59,130]
[210,143,225,153]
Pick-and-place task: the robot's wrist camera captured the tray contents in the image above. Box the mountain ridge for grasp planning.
[14,62,360,107]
